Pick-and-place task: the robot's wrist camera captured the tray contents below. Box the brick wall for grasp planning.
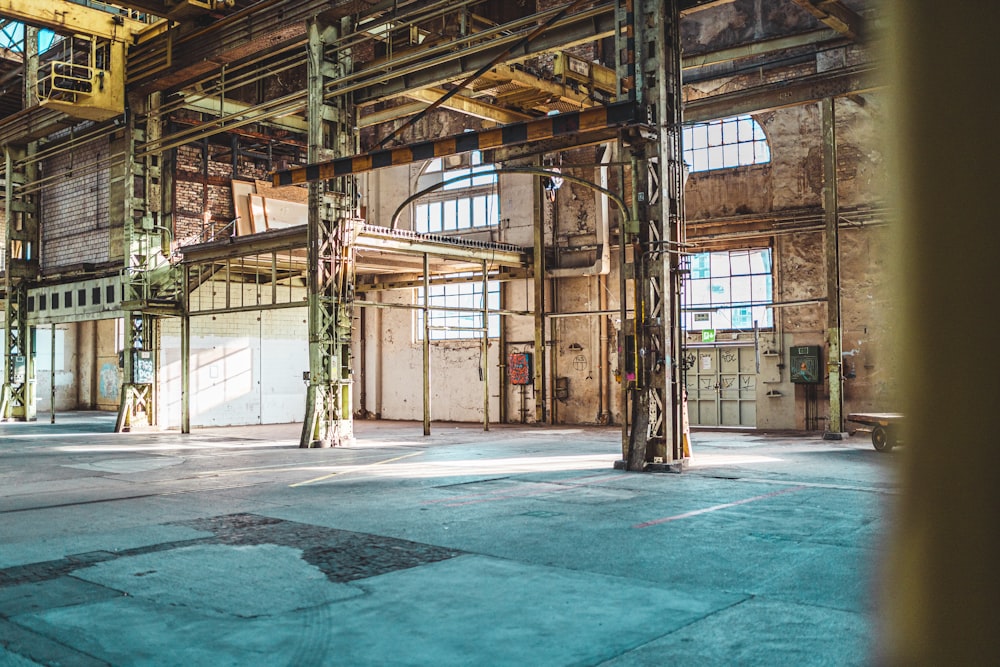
[173,144,271,247]
[40,138,111,270]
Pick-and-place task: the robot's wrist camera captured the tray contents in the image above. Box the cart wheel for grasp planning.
[872,425,894,452]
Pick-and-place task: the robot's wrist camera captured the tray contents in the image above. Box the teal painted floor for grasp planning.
[0,414,896,666]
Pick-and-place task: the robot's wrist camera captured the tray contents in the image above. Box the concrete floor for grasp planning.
[0,413,897,666]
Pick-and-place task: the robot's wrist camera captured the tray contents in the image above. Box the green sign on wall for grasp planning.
[702,329,716,343]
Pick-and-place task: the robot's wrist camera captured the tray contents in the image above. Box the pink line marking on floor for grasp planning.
[433,473,625,508]
[422,471,623,506]
[633,485,807,528]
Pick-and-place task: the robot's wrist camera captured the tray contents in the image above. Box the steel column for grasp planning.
[116,92,171,432]
[423,253,431,436]
[822,96,845,437]
[300,16,357,448]
[2,143,38,422]
[618,0,687,471]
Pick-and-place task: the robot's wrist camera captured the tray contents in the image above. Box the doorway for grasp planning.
[685,346,757,427]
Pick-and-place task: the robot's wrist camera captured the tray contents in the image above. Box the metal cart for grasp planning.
[847,412,904,452]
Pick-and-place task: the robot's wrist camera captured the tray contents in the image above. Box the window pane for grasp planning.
[732,306,752,329]
[415,204,428,233]
[751,274,773,300]
[731,276,752,302]
[688,278,712,307]
[738,142,755,165]
[730,251,751,275]
[707,122,722,146]
[710,252,730,277]
[723,144,739,167]
[486,194,500,225]
[755,140,770,162]
[738,117,754,141]
[692,149,709,172]
[749,248,771,273]
[443,201,457,230]
[690,253,711,279]
[457,199,471,228]
[708,146,723,169]
[428,201,442,232]
[722,120,738,144]
[710,279,728,303]
[693,124,708,149]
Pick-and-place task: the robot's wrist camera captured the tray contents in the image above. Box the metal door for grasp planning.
[684,346,757,427]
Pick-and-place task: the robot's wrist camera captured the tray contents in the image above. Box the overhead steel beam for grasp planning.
[274,100,640,185]
[684,64,880,122]
[353,7,616,105]
[681,28,840,70]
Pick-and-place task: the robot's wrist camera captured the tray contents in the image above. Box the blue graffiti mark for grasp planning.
[99,362,120,400]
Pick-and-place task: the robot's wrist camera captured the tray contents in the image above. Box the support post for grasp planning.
[49,323,55,423]
[617,0,687,472]
[482,259,490,432]
[300,16,357,447]
[2,142,38,422]
[423,253,431,436]
[181,266,191,434]
[533,169,546,423]
[116,91,180,431]
[822,96,845,438]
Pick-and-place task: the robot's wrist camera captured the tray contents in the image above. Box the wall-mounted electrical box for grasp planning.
[790,345,822,384]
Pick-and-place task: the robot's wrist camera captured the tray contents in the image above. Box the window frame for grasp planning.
[682,115,770,173]
[413,151,500,234]
[416,279,501,341]
[682,247,774,332]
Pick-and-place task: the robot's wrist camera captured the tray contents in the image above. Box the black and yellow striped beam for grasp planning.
[273,100,640,187]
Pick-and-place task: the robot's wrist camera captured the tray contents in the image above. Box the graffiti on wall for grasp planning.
[99,362,120,401]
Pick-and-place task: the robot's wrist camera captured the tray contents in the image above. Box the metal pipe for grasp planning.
[181,265,190,434]
[49,323,55,424]
[482,259,490,432]
[422,253,431,436]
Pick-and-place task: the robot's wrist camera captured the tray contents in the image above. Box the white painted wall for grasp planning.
[158,284,309,428]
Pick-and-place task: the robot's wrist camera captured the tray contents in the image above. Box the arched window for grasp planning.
[413,150,501,340]
[413,150,499,233]
[683,115,770,173]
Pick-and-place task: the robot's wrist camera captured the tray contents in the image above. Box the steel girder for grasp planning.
[300,17,356,448]
[116,93,179,431]
[2,144,38,422]
[617,0,688,472]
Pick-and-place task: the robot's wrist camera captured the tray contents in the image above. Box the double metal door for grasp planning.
[685,346,757,427]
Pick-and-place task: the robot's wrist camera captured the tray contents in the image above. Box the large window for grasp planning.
[414,151,499,233]
[417,280,500,340]
[683,115,770,173]
[683,248,774,331]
